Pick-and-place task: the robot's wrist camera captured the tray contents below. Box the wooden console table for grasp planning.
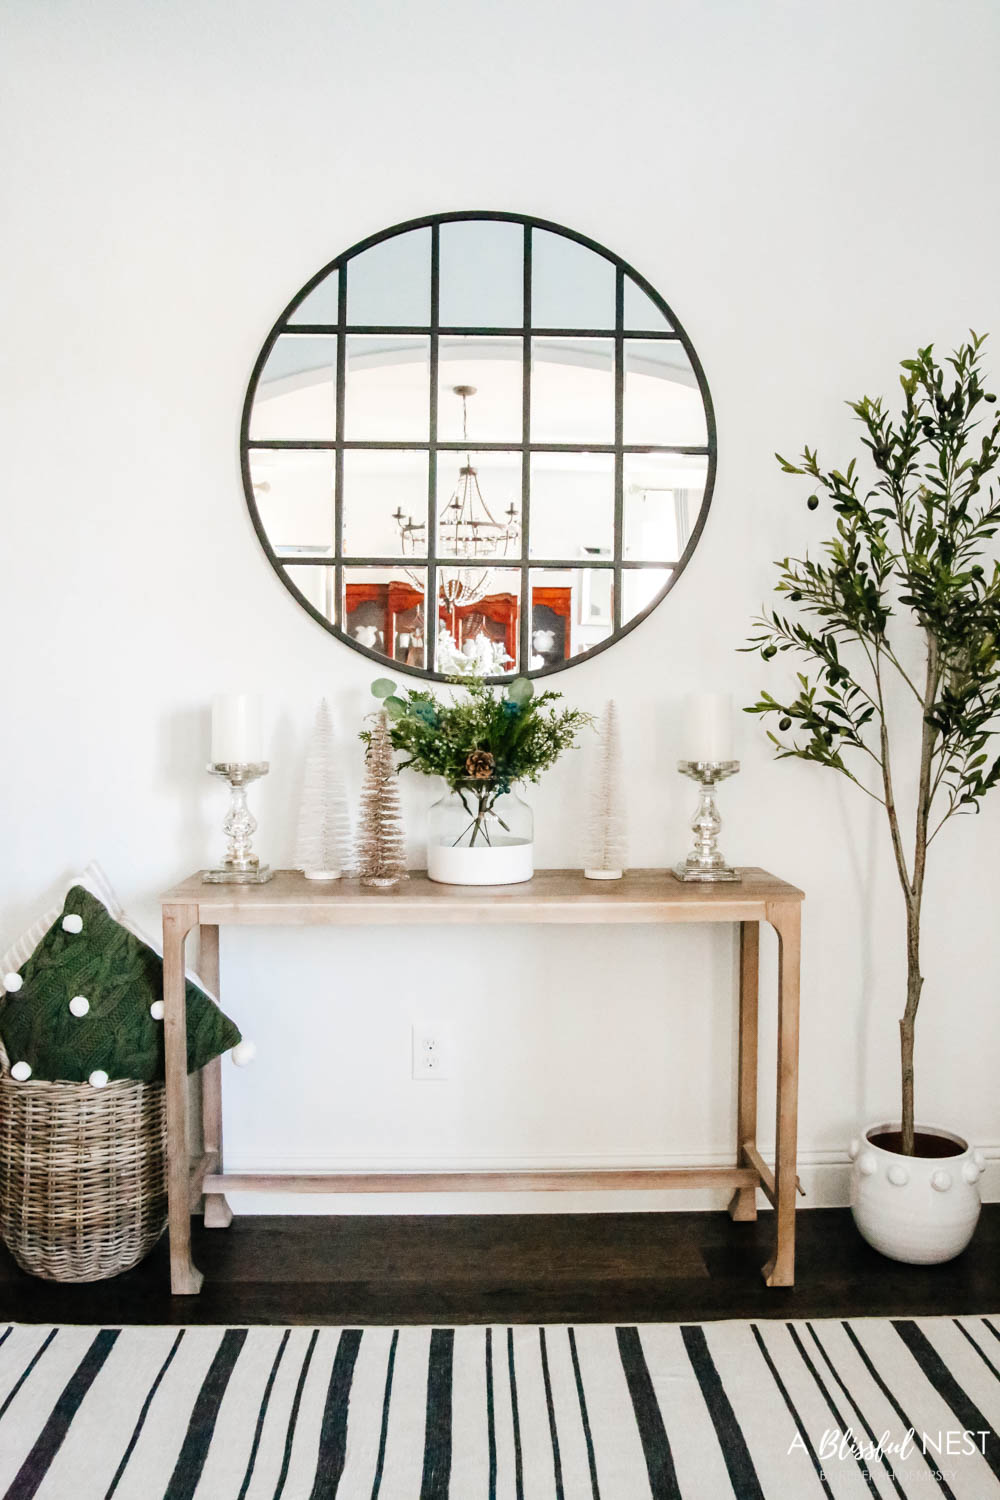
[161,867,803,1295]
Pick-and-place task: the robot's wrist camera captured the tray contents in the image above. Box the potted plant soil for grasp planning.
[364,656,591,886]
[747,335,1000,1263]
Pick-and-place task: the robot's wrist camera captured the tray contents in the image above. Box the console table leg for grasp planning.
[729,920,760,1222]
[762,901,801,1287]
[199,924,232,1230]
[164,904,203,1295]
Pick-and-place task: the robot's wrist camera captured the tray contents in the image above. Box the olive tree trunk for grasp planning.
[899,897,923,1156]
[891,634,938,1157]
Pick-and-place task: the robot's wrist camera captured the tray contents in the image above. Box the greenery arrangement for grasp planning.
[746,335,1000,1156]
[362,671,592,846]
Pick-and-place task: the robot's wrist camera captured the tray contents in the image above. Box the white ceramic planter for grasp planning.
[850,1122,984,1264]
[427,838,533,886]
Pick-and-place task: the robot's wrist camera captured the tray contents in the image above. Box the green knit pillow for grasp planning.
[0,886,240,1083]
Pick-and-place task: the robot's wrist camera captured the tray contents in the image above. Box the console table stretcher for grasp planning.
[161,867,803,1295]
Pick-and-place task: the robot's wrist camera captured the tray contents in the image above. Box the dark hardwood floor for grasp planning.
[2,1207,998,1325]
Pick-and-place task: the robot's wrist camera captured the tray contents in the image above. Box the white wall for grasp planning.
[4,0,1000,1215]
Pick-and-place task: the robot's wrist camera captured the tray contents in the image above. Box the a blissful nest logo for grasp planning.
[791,1425,990,1476]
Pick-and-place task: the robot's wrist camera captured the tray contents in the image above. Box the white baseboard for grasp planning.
[219,1144,1000,1215]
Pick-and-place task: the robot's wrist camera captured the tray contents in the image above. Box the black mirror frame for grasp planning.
[240,210,717,682]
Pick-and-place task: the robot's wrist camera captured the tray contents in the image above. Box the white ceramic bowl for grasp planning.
[427,839,533,886]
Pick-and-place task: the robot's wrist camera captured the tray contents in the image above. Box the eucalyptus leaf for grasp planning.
[371,678,396,700]
[507,677,534,705]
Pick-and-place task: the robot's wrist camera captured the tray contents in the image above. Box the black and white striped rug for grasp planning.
[1,1317,999,1498]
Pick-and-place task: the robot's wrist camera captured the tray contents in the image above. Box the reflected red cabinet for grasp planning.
[345,582,572,667]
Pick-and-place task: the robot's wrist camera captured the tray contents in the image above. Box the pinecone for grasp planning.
[465,749,495,781]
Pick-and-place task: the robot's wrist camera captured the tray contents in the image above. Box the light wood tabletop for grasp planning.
[161,865,803,926]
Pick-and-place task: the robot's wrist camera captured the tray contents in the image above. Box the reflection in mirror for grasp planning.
[624,340,707,446]
[437,343,522,442]
[531,339,614,443]
[243,214,715,678]
[248,450,334,554]
[437,566,522,675]
[622,567,674,621]
[283,564,336,622]
[343,566,427,669]
[436,450,520,559]
[343,449,429,558]
[439,220,524,328]
[289,269,340,324]
[344,336,430,441]
[346,226,431,326]
[528,453,613,559]
[248,336,337,441]
[530,229,615,329]
[530,568,614,665]
[623,276,673,332]
[623,453,708,561]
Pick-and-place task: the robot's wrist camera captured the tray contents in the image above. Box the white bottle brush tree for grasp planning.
[294,699,353,879]
[584,699,627,878]
[746,335,1000,1157]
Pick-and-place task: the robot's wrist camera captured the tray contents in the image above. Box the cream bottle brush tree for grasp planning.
[357,710,408,888]
[746,334,1000,1157]
[294,698,353,880]
[584,699,627,879]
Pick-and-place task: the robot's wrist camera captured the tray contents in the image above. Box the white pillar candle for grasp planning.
[211,694,264,764]
[685,692,734,763]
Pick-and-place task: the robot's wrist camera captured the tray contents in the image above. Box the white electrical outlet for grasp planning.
[412,1023,450,1080]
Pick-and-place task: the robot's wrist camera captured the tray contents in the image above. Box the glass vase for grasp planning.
[427,784,534,886]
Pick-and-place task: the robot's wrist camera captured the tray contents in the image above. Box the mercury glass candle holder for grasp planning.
[203,763,273,884]
[674,760,741,883]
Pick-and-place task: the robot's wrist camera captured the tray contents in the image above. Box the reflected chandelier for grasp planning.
[394,385,519,608]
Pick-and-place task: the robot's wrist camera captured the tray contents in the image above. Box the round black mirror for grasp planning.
[242,212,716,680]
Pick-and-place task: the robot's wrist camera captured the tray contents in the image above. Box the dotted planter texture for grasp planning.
[850,1122,984,1265]
[0,1064,167,1282]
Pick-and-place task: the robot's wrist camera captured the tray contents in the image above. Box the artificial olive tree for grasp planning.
[747,335,1000,1156]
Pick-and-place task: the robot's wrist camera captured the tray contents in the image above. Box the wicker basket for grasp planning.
[0,1044,167,1282]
